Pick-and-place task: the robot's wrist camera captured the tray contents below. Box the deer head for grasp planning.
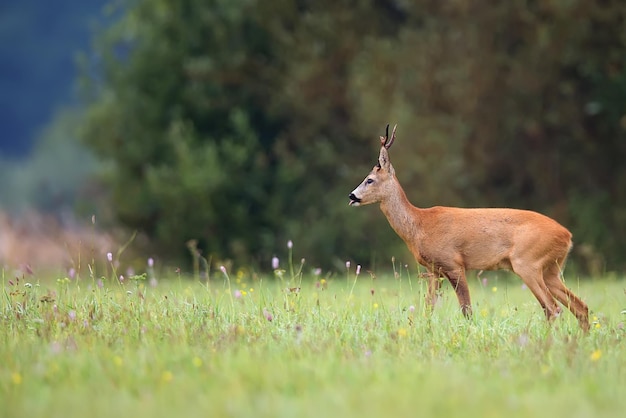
[348,124,397,206]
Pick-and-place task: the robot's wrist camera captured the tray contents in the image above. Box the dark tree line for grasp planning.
[80,0,626,273]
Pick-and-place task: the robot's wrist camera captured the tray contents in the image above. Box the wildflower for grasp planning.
[148,257,154,268]
[119,275,125,284]
[287,240,293,249]
[97,278,104,289]
[68,268,76,280]
[481,278,488,287]
[272,256,279,270]
[11,372,22,385]
[590,349,602,362]
[313,268,322,276]
[68,310,76,321]
[107,252,113,262]
[22,264,33,275]
[356,265,361,275]
[408,305,416,313]
[517,333,530,348]
[24,282,32,288]
[373,303,379,309]
[220,265,227,275]
[192,357,203,368]
[492,286,497,293]
[346,261,351,269]
[113,356,123,367]
[263,308,273,322]
[161,371,173,383]
[397,328,408,338]
[234,290,242,299]
[249,288,254,293]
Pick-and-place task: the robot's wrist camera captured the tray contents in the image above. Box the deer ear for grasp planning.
[378,146,390,169]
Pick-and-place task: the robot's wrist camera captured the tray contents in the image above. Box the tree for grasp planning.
[82,0,626,272]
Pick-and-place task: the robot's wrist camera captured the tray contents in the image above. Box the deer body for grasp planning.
[349,125,589,331]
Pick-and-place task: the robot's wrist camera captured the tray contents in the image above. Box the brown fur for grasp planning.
[349,125,589,331]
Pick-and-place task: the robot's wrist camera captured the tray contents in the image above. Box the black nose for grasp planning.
[349,193,360,202]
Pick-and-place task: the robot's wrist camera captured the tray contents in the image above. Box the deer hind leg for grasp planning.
[512,261,560,322]
[443,267,472,318]
[543,263,590,332]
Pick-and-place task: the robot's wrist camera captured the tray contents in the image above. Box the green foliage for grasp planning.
[0,109,98,214]
[2,271,625,417]
[81,0,626,270]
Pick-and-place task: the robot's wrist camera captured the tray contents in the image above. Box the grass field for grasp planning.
[1,260,625,418]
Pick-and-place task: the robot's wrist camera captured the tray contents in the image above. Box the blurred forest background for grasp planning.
[1,0,625,275]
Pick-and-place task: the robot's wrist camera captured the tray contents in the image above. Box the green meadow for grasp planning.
[1,262,625,418]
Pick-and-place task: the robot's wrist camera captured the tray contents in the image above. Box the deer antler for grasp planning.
[379,124,388,147]
[380,124,397,149]
[386,124,397,149]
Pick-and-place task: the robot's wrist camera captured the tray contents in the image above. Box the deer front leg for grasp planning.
[423,270,442,312]
[444,268,473,318]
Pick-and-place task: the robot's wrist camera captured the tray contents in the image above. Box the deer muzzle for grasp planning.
[348,193,361,206]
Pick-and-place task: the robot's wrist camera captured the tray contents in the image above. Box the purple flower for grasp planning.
[234,290,242,299]
[272,256,279,270]
[119,275,125,284]
[287,240,293,249]
[107,252,113,262]
[356,265,361,275]
[409,305,415,313]
[263,308,273,322]
[220,265,227,275]
[345,261,351,269]
[97,279,104,289]
[68,310,76,321]
[148,257,154,268]
[68,268,76,280]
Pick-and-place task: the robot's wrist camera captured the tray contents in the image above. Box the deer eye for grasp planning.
[366,178,374,185]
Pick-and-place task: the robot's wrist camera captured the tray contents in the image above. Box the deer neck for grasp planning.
[379,179,422,244]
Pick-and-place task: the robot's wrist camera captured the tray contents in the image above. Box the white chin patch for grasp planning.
[349,200,360,206]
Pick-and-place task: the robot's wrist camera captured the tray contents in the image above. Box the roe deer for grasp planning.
[348,124,590,331]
